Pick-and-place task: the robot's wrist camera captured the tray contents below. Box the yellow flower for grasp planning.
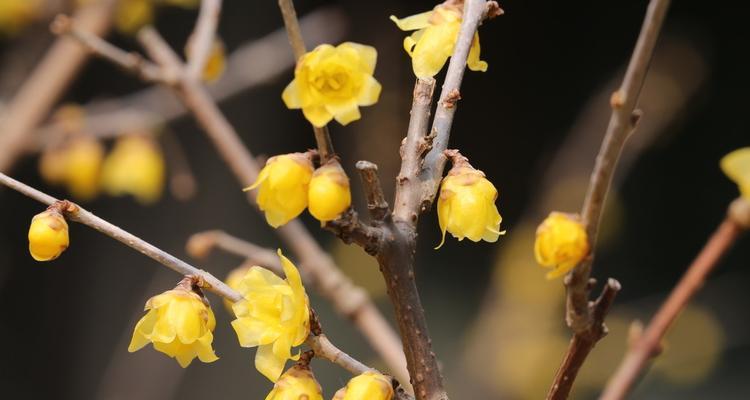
[128,281,218,368]
[282,42,382,127]
[115,0,154,34]
[333,371,394,400]
[246,153,314,228]
[534,212,589,279]
[720,147,750,200]
[0,0,42,35]
[391,4,488,78]
[101,135,165,204]
[308,159,351,223]
[437,160,504,248]
[28,209,69,262]
[231,250,310,382]
[265,364,323,400]
[223,264,251,311]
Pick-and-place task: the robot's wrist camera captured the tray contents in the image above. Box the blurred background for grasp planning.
[1,0,748,399]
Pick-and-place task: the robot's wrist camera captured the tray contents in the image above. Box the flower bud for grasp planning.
[308,159,351,223]
[265,364,323,400]
[246,153,314,228]
[101,134,165,204]
[28,209,69,261]
[436,158,504,248]
[128,278,219,368]
[61,136,105,200]
[333,371,394,400]
[720,147,750,200]
[534,212,589,279]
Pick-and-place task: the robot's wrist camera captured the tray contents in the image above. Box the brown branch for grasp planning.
[546,1,672,399]
[0,0,116,173]
[277,0,335,162]
[356,160,390,222]
[600,204,747,400]
[50,14,168,83]
[186,0,222,80]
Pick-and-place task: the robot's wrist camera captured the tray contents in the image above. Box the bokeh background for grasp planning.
[1,0,749,399]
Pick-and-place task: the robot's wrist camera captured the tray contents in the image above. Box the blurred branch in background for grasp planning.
[32,7,347,150]
[601,199,749,400]
[0,0,116,173]
[458,32,708,399]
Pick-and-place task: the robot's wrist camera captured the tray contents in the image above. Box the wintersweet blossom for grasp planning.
[282,42,382,127]
[436,156,504,248]
[265,364,323,400]
[720,147,750,200]
[101,135,165,204]
[128,281,219,368]
[40,136,104,201]
[534,212,589,279]
[333,371,394,400]
[246,153,314,228]
[231,250,311,382]
[28,209,69,262]
[308,159,352,223]
[390,3,488,78]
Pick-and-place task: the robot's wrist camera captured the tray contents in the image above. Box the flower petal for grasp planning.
[302,105,333,128]
[281,80,302,109]
[325,101,361,126]
[256,343,287,382]
[338,42,377,75]
[467,32,488,72]
[390,11,433,31]
[357,75,382,106]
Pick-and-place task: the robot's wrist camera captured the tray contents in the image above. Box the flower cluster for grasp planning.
[248,155,351,228]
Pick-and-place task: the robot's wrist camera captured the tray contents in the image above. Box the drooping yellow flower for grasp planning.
[265,364,323,400]
[437,157,504,248]
[282,42,382,127]
[391,3,488,78]
[720,147,750,200]
[308,159,351,223]
[28,209,69,262]
[333,371,394,400]
[101,134,165,204]
[231,250,310,382]
[115,0,154,34]
[128,280,219,368]
[246,153,314,228]
[534,212,589,279]
[0,0,42,35]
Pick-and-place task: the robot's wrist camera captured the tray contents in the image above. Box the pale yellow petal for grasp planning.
[337,42,377,75]
[325,101,361,126]
[281,80,303,109]
[256,343,287,382]
[357,75,382,106]
[467,32,488,72]
[390,11,433,31]
[231,317,281,347]
[302,105,333,128]
[411,23,458,78]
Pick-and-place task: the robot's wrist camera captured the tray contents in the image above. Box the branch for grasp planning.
[186,0,222,80]
[600,202,747,400]
[546,1,671,398]
[186,230,285,277]
[277,0,335,162]
[0,0,116,172]
[50,14,168,83]
[356,161,390,222]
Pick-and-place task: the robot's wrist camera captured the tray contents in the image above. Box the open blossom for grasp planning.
[246,153,314,228]
[391,3,488,78]
[265,364,323,400]
[308,159,352,223]
[534,212,589,279]
[231,250,310,382]
[282,42,382,127]
[437,154,504,248]
[333,371,394,400]
[101,134,165,204]
[28,209,69,262]
[128,280,219,368]
[720,147,750,200]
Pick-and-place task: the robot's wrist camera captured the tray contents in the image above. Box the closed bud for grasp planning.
[101,134,165,204]
[246,153,314,228]
[720,147,750,200]
[436,152,504,248]
[534,212,589,279]
[28,209,69,261]
[333,371,394,400]
[128,278,219,368]
[308,159,351,223]
[265,364,323,400]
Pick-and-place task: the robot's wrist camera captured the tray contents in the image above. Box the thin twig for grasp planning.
[600,206,746,400]
[0,171,390,384]
[546,1,671,399]
[356,161,390,222]
[0,0,116,172]
[161,130,198,201]
[277,0,335,162]
[50,14,167,83]
[186,230,288,278]
[186,0,222,80]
